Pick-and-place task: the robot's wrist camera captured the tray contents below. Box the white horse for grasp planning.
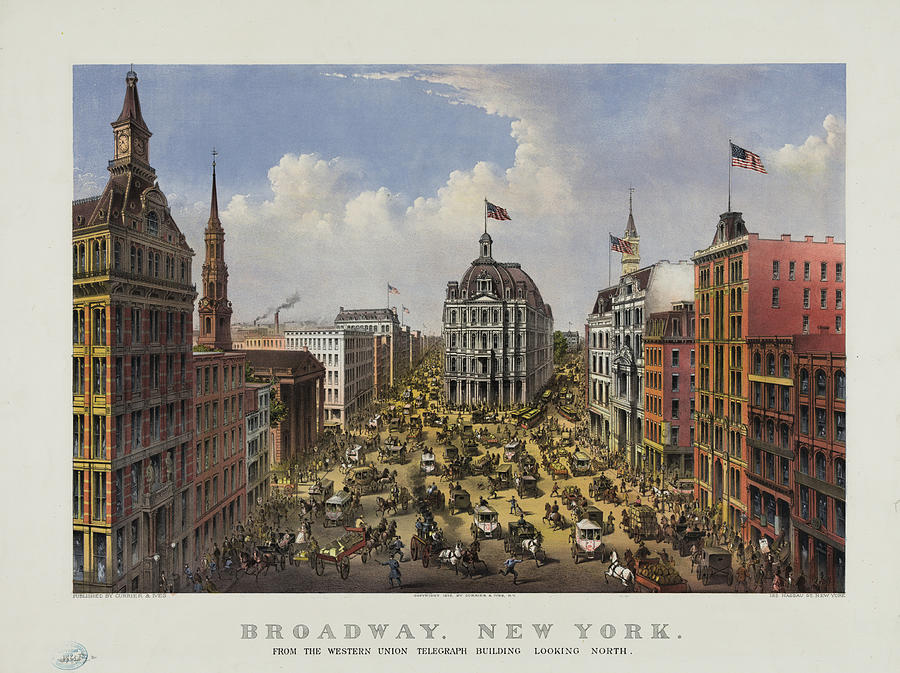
[520,538,545,566]
[436,542,464,571]
[605,550,634,589]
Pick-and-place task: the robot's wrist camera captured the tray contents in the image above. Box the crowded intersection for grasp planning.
[173,347,798,595]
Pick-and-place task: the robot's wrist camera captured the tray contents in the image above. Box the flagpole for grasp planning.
[484,198,487,235]
[608,231,611,289]
[728,138,732,212]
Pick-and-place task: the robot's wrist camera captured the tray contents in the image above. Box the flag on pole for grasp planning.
[402,306,409,314]
[731,143,767,174]
[387,284,400,295]
[610,234,634,254]
[485,200,511,221]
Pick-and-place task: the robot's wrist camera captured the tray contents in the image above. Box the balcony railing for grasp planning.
[140,482,174,511]
[73,267,196,293]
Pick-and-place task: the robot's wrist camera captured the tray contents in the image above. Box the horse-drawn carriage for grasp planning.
[672,527,705,557]
[548,459,569,479]
[415,485,445,512]
[696,546,734,586]
[570,451,593,476]
[634,557,689,593]
[588,474,613,500]
[518,453,539,477]
[624,504,658,543]
[448,487,472,515]
[421,451,439,475]
[307,478,334,506]
[346,465,381,494]
[384,443,406,464]
[517,474,538,498]
[462,438,479,456]
[506,519,546,566]
[323,491,357,527]
[571,518,609,563]
[495,463,514,489]
[312,527,370,579]
[470,453,493,476]
[470,504,502,540]
[503,440,521,461]
[345,444,364,466]
[560,484,582,509]
[444,444,459,462]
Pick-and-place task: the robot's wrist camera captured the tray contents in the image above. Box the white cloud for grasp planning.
[770,114,845,175]
[74,168,101,198]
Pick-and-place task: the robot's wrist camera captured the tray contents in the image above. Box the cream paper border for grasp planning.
[1,1,898,672]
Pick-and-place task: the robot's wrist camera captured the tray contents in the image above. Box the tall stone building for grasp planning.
[73,70,196,592]
[442,231,554,407]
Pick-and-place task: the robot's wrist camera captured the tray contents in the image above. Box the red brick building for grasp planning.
[791,333,845,591]
[692,211,845,538]
[191,161,247,560]
[644,301,695,478]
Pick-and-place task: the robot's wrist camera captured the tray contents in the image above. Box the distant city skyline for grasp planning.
[74,64,845,331]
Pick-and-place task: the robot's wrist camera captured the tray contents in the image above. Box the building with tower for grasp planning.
[191,160,248,561]
[621,188,641,275]
[442,230,554,407]
[73,70,197,592]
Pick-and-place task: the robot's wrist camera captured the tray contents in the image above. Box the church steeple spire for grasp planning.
[621,186,641,276]
[197,151,232,350]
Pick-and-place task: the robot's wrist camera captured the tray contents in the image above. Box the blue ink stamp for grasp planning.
[52,642,88,670]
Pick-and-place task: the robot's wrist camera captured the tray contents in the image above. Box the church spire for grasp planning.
[621,186,641,276]
[197,150,232,350]
[208,148,221,230]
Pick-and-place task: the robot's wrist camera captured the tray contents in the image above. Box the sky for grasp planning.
[73,64,845,333]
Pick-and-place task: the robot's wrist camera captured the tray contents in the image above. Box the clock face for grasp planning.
[117,132,129,154]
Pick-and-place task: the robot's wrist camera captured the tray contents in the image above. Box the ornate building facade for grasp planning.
[443,232,553,407]
[73,70,196,592]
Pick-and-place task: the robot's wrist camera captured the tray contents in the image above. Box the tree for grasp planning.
[553,330,568,364]
[270,396,287,426]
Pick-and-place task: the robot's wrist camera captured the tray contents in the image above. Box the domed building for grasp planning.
[442,232,553,407]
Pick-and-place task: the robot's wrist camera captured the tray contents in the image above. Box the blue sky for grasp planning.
[74,64,845,332]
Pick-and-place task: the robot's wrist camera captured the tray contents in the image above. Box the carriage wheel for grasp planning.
[572,546,579,563]
[361,551,369,564]
[308,554,316,571]
[411,543,419,561]
[726,569,734,586]
[422,550,430,568]
[315,557,325,576]
[702,570,710,586]
[339,558,350,579]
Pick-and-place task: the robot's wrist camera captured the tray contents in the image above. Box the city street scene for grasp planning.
[72,64,845,594]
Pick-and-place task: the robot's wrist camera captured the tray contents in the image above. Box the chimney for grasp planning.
[826,235,834,243]
[805,235,814,242]
[781,234,791,241]
[274,310,280,334]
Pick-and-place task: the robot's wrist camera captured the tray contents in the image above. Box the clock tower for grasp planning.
[197,154,233,350]
[111,69,151,164]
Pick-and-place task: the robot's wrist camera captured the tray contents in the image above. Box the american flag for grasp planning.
[610,234,634,254]
[402,306,409,314]
[485,200,511,221]
[731,143,767,174]
[387,283,400,294]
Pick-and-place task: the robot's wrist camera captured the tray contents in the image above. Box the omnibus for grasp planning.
[519,407,545,429]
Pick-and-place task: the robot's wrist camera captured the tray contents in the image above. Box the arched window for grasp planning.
[204,317,211,334]
[130,246,136,273]
[799,446,809,474]
[114,242,121,270]
[73,246,78,273]
[766,353,776,376]
[766,420,775,444]
[450,310,456,324]
[79,243,86,272]
[92,241,100,270]
[137,249,143,274]
[752,416,761,439]
[799,368,809,394]
[147,211,158,236]
[753,351,762,375]
[781,354,790,378]
[154,252,160,277]
[180,261,186,282]
[835,458,845,488]
[815,452,826,480]
[815,370,827,397]
[208,281,215,298]
[780,423,790,448]
[100,240,106,268]
[834,371,846,400]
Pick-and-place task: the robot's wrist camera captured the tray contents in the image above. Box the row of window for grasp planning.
[195,364,244,397]
[446,307,529,326]
[772,287,843,309]
[72,306,189,347]
[447,355,526,374]
[772,260,843,283]
[195,462,243,518]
